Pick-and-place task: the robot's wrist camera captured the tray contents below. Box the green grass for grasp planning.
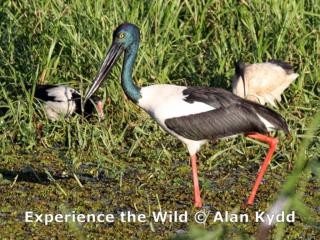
[0,0,319,239]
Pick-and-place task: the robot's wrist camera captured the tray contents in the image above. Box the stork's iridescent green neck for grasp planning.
[83,23,143,104]
[121,41,141,103]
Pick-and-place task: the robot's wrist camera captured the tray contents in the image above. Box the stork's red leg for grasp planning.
[246,133,279,205]
[191,154,202,208]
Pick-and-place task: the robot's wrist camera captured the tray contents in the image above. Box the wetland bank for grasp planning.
[0,0,319,239]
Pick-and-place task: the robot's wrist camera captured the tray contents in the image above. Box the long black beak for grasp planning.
[84,42,124,102]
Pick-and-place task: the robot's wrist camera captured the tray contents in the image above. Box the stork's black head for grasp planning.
[84,23,140,102]
[112,23,140,49]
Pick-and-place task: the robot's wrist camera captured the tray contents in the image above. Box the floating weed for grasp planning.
[0,0,319,238]
[45,168,67,197]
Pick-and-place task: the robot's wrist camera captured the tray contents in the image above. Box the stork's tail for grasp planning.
[249,101,289,134]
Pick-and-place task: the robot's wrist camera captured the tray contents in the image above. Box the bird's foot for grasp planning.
[241,201,253,210]
[247,198,254,206]
[194,200,203,208]
[240,196,255,209]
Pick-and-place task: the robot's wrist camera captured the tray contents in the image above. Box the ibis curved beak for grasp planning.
[84,42,124,102]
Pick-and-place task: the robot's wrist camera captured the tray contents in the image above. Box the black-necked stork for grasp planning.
[34,85,104,121]
[232,60,298,106]
[84,23,289,208]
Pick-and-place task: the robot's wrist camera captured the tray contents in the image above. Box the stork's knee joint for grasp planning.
[270,138,279,147]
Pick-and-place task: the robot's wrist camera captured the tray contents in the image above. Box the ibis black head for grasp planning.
[234,60,246,77]
[84,23,140,101]
[78,96,104,120]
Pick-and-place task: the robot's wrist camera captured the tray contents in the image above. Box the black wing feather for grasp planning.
[183,87,240,108]
[268,60,294,74]
[165,87,289,140]
[165,104,267,140]
[33,84,100,116]
[34,85,81,102]
[34,85,60,102]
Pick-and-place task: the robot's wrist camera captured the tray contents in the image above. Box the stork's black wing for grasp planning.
[165,87,289,140]
[165,104,268,140]
[182,87,241,108]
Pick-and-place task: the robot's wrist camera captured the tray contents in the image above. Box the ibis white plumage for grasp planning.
[85,23,289,208]
[232,60,299,106]
[34,85,104,121]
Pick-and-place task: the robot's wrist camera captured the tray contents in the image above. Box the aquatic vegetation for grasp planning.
[0,0,319,239]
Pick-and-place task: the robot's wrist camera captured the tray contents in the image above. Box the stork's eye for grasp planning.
[119,32,125,39]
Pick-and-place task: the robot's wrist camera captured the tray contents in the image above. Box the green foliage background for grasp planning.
[0,0,319,239]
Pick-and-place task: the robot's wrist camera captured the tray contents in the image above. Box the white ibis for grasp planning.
[34,85,104,121]
[232,60,299,106]
[85,23,289,208]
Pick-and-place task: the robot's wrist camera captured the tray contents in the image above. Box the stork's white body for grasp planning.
[138,84,213,155]
[138,84,275,155]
